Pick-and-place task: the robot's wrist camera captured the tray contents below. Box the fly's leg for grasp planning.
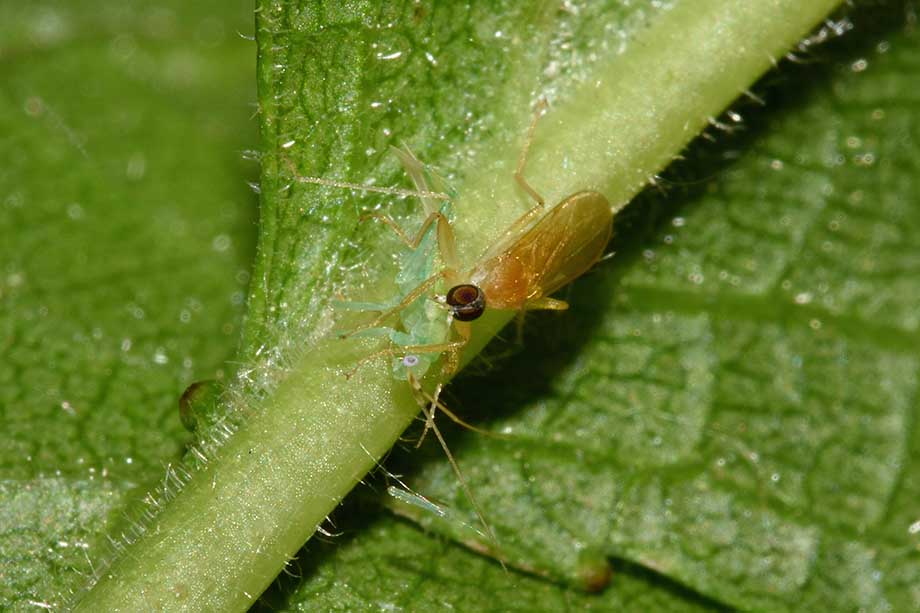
[513,97,549,207]
[412,318,471,443]
[510,296,568,343]
[432,398,498,438]
[408,373,500,446]
[513,311,527,345]
[482,100,552,259]
[524,296,569,311]
[440,319,472,377]
[411,380,444,448]
[415,400,504,562]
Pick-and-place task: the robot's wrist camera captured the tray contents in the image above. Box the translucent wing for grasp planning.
[472,191,612,309]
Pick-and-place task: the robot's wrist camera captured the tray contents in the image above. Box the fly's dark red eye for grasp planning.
[445,284,486,321]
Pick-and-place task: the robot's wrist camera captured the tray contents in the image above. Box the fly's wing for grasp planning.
[520,192,613,299]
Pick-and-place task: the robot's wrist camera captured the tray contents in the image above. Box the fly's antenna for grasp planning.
[419,402,507,571]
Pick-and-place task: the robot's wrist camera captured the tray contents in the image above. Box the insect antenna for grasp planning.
[418,402,507,571]
[282,158,451,201]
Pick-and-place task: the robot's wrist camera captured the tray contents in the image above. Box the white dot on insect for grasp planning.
[402,355,420,367]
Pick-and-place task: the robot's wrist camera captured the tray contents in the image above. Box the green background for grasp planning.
[2,1,918,611]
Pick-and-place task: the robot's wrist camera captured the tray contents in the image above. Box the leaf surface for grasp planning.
[0,1,256,607]
[5,1,919,612]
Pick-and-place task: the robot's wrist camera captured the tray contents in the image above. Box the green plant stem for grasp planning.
[74,0,842,610]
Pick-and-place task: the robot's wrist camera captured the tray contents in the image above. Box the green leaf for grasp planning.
[6,1,919,612]
[0,0,256,608]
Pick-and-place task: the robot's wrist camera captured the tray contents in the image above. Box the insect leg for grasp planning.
[430,398,498,438]
[408,375,498,443]
[402,340,467,354]
[477,100,553,260]
[413,380,444,448]
[415,399,505,565]
[361,210,451,251]
[390,144,456,215]
[513,310,527,345]
[513,98,549,207]
[440,319,472,376]
[524,296,569,311]
[511,296,569,345]
[510,297,568,345]
[340,271,447,338]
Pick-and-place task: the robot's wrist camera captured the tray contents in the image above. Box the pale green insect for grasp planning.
[289,144,459,383]
[337,144,460,384]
